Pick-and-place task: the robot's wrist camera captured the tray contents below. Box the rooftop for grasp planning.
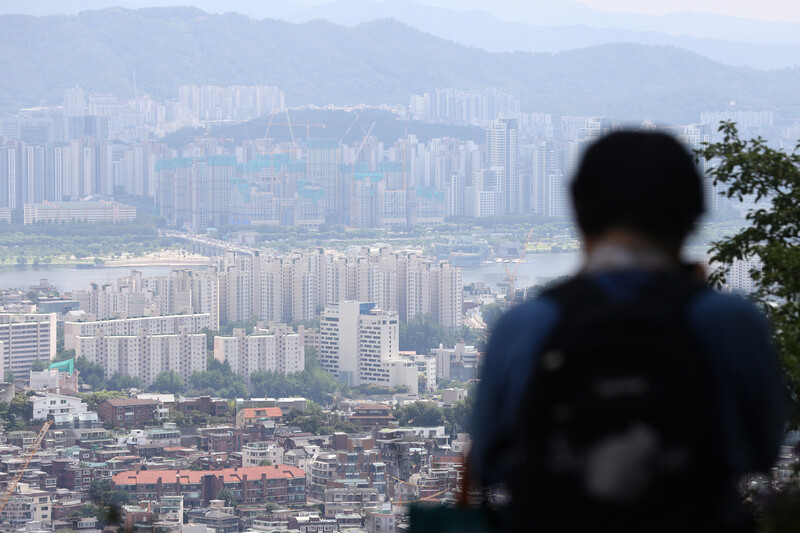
[112,465,305,486]
[101,398,160,407]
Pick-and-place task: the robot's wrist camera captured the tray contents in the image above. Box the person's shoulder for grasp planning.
[486,293,562,358]
[688,289,766,326]
[498,291,561,329]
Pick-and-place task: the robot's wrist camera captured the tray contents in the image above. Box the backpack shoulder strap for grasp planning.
[542,268,708,321]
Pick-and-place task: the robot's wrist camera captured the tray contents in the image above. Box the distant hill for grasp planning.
[1,8,799,123]
[288,0,800,69]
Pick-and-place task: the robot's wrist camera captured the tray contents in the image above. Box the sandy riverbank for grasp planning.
[103,250,211,267]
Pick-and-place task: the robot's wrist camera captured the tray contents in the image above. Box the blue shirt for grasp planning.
[470,270,789,486]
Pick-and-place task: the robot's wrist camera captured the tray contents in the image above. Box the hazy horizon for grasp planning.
[1,0,799,24]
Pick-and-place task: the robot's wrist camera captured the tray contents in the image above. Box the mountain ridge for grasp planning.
[1,9,798,123]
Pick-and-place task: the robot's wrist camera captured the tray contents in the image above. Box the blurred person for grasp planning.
[468,131,788,532]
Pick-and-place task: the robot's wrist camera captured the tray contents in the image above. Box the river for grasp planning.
[0,253,583,293]
[0,249,707,294]
[0,265,208,292]
[461,252,582,289]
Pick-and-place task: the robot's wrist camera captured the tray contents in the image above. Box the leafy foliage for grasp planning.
[189,355,247,399]
[395,401,445,427]
[249,347,337,405]
[0,221,174,263]
[29,359,49,372]
[697,122,800,417]
[78,390,127,412]
[150,370,185,394]
[87,478,132,525]
[7,394,29,423]
[282,401,360,435]
[479,303,504,332]
[75,356,109,390]
[400,314,486,355]
[217,487,238,507]
[106,373,144,391]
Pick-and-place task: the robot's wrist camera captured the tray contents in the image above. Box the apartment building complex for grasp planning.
[64,313,211,350]
[214,324,304,378]
[75,329,206,387]
[0,313,57,377]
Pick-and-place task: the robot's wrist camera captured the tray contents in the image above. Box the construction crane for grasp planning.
[262,110,326,144]
[0,420,52,516]
[504,227,535,305]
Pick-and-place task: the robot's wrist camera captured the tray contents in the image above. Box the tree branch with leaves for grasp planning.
[697,121,800,420]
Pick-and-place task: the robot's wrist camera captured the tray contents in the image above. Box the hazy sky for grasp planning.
[571,0,799,22]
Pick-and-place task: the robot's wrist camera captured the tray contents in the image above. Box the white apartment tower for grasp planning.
[0,313,57,378]
[319,301,417,392]
[485,118,520,215]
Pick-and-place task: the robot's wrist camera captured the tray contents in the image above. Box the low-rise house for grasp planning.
[51,411,100,429]
[29,392,88,420]
[242,442,283,467]
[0,483,51,526]
[29,367,79,395]
[112,465,307,508]
[364,506,395,533]
[236,407,282,429]
[188,501,238,533]
[97,398,163,428]
[196,426,251,453]
[289,512,337,533]
[283,446,318,472]
[324,487,381,519]
[348,404,394,430]
[177,396,229,418]
[118,423,182,447]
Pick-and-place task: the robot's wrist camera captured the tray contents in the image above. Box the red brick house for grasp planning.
[112,465,306,507]
[97,398,161,428]
[348,403,395,429]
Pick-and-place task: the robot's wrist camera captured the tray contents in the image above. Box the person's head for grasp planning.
[571,131,704,255]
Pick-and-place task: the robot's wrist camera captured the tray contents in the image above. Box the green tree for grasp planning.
[258,459,273,466]
[106,373,144,391]
[55,349,76,362]
[75,355,107,390]
[15,256,26,265]
[479,303,504,331]
[150,370,185,394]
[399,313,450,355]
[453,395,475,433]
[29,359,49,372]
[189,356,247,399]
[78,390,126,412]
[395,401,445,427]
[4,370,14,382]
[217,487,237,507]
[7,394,29,422]
[698,123,800,417]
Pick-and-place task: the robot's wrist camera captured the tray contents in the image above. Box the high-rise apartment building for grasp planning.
[0,313,57,378]
[214,325,304,378]
[307,138,340,222]
[64,314,211,351]
[75,329,206,387]
[319,302,417,392]
[486,118,520,215]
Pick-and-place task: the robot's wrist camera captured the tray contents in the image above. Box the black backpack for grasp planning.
[508,271,733,532]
